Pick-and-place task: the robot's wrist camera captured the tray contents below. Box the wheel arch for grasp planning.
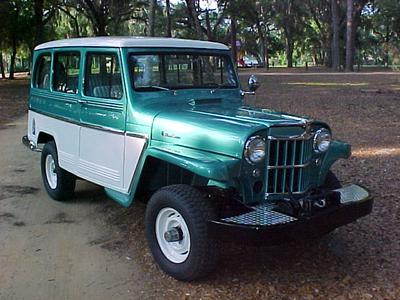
[37,131,55,144]
[134,155,210,201]
[114,146,241,207]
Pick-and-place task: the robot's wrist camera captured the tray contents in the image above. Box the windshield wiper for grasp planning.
[139,85,171,91]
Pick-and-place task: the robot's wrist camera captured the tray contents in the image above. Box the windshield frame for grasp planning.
[127,50,239,92]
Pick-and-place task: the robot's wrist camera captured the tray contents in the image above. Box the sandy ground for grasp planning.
[0,70,400,299]
[0,119,152,299]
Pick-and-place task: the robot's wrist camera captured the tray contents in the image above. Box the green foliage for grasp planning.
[1,0,399,77]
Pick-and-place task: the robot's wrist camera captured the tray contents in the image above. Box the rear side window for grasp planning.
[84,53,122,100]
[34,54,51,89]
[53,52,80,94]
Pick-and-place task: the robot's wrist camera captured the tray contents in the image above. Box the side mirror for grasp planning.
[248,75,260,92]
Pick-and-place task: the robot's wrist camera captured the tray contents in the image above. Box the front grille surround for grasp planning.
[265,135,314,196]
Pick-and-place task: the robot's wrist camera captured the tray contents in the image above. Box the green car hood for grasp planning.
[151,104,312,158]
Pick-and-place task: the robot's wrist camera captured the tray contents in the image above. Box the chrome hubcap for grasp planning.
[45,154,57,189]
[155,207,190,263]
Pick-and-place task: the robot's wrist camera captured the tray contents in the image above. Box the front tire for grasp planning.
[145,185,217,281]
[41,141,76,201]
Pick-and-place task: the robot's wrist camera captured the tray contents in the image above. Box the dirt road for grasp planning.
[1,71,400,299]
[0,118,154,299]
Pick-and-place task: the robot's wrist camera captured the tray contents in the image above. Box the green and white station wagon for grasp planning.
[23,37,373,281]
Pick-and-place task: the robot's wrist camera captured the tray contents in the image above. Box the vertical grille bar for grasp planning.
[282,141,288,193]
[265,140,271,192]
[290,140,296,192]
[298,140,305,191]
[273,141,280,193]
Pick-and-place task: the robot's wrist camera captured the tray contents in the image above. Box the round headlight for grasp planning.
[244,136,266,164]
[313,128,331,153]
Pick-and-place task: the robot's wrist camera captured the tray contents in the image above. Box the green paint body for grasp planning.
[30,46,351,207]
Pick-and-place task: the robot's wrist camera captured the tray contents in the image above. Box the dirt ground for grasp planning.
[0,69,399,299]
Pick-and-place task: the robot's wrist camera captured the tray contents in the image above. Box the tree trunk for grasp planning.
[261,38,266,68]
[33,0,45,47]
[96,21,107,36]
[384,24,390,68]
[0,50,5,79]
[148,0,156,37]
[286,38,294,68]
[345,0,354,71]
[186,0,203,39]
[230,17,237,65]
[165,0,172,37]
[205,9,213,41]
[331,0,340,71]
[9,37,17,80]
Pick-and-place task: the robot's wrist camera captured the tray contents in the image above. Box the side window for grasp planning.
[84,53,122,100]
[34,54,51,89]
[53,52,80,94]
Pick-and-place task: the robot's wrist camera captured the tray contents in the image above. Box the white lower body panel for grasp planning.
[28,110,146,193]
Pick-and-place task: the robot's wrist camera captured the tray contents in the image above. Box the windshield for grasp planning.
[129,53,238,91]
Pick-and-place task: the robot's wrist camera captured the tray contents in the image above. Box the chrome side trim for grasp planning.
[29,109,146,138]
[83,101,123,111]
[126,132,148,140]
[30,91,78,104]
[84,123,124,134]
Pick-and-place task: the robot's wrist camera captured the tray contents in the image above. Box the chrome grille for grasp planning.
[266,137,313,195]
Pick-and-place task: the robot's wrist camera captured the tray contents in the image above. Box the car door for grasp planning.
[34,50,82,174]
[77,49,126,190]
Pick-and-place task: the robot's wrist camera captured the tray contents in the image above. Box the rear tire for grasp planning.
[145,184,217,281]
[41,141,76,201]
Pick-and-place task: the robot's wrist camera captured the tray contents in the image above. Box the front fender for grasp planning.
[106,144,241,207]
[318,140,351,185]
[145,145,241,182]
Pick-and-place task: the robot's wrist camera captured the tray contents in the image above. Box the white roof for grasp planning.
[35,37,229,51]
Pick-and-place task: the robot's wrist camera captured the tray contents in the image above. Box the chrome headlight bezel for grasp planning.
[313,128,331,153]
[244,136,266,164]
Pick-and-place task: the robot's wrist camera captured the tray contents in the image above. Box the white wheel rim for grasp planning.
[155,207,191,263]
[45,154,57,189]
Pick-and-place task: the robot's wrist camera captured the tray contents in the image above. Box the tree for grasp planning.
[64,0,146,36]
[148,0,156,36]
[331,0,340,70]
[367,0,400,67]
[33,0,56,47]
[0,0,34,79]
[273,0,307,67]
[185,0,204,40]
[345,0,367,71]
[165,0,172,37]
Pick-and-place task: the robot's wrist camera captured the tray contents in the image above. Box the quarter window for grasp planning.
[84,53,122,100]
[53,52,80,94]
[34,54,51,90]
